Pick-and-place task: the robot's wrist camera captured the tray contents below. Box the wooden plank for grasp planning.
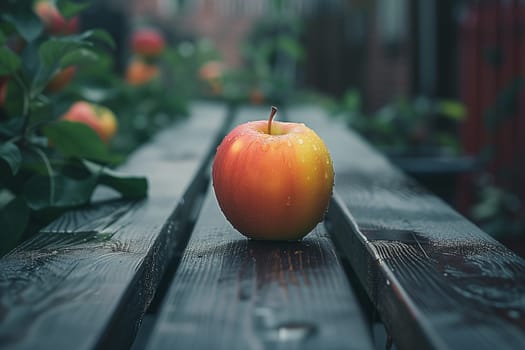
[287,105,525,350]
[146,106,374,350]
[0,102,229,350]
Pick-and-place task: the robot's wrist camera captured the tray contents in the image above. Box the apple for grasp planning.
[34,1,79,36]
[198,61,224,81]
[130,28,166,58]
[0,77,8,107]
[212,106,334,240]
[46,66,76,92]
[198,61,224,95]
[125,59,160,86]
[249,88,265,105]
[61,101,117,143]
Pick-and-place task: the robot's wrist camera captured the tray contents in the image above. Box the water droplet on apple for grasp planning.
[312,144,318,151]
[324,172,329,179]
[286,196,293,206]
[287,139,292,147]
[297,138,304,145]
[261,143,270,152]
[306,176,311,181]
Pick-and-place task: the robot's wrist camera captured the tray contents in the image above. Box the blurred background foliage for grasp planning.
[1,0,524,256]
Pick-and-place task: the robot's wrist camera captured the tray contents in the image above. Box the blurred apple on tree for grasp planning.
[61,101,118,143]
[198,61,224,96]
[130,28,166,58]
[125,58,160,86]
[0,77,8,107]
[46,66,76,92]
[34,0,79,36]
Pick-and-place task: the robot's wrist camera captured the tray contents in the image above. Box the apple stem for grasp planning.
[268,106,278,135]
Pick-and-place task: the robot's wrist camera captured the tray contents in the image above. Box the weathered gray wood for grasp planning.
[146,187,374,350]
[0,102,229,350]
[287,105,525,350]
[146,106,374,350]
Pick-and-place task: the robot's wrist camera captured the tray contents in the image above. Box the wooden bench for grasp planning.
[1,102,524,350]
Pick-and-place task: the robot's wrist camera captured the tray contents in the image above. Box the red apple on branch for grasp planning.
[61,101,118,143]
[125,58,160,86]
[0,77,8,107]
[130,28,166,58]
[34,1,79,36]
[212,106,334,240]
[46,66,76,92]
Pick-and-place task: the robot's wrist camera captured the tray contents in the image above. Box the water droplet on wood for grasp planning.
[275,322,317,341]
[508,310,521,319]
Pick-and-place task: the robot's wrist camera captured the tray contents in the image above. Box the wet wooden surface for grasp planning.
[287,105,525,350]
[2,102,524,350]
[0,102,229,350]
[146,183,374,350]
[145,106,374,350]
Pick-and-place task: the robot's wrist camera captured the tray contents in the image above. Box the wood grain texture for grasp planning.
[287,105,525,350]
[146,184,374,350]
[0,102,229,350]
[145,105,374,350]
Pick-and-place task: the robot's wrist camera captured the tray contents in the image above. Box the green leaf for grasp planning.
[438,100,466,121]
[56,0,92,19]
[0,196,30,256]
[43,120,123,164]
[27,95,55,130]
[0,142,22,175]
[33,30,115,93]
[276,35,304,60]
[99,172,148,198]
[60,47,99,67]
[33,38,87,93]
[23,173,97,210]
[343,89,361,111]
[20,39,41,77]
[83,160,148,199]
[0,118,24,138]
[81,29,116,50]
[38,36,91,69]
[0,46,21,75]
[484,78,525,128]
[2,13,43,42]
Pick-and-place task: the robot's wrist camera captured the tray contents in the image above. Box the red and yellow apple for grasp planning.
[198,61,224,81]
[212,107,334,240]
[130,28,166,58]
[61,101,117,143]
[198,61,224,95]
[125,59,160,86]
[34,1,79,36]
